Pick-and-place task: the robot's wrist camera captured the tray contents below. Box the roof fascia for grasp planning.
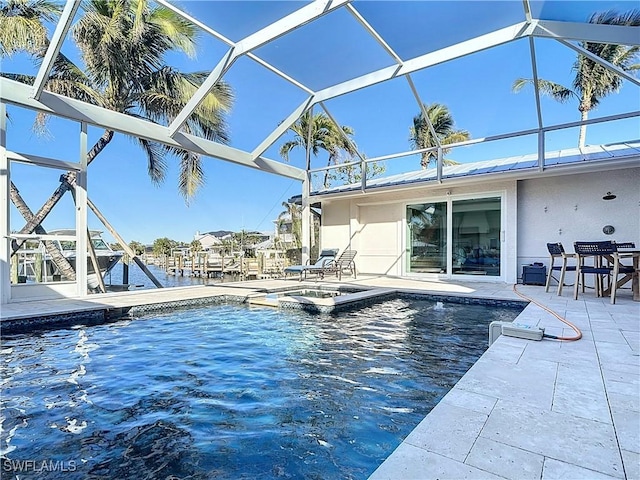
[310,157,640,202]
[1,78,306,180]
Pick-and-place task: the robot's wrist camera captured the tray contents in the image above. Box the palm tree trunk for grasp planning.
[323,153,336,188]
[42,239,77,281]
[9,185,76,280]
[578,110,588,148]
[10,129,114,246]
[11,178,73,245]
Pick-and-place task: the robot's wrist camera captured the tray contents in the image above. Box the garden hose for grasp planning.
[512,283,582,341]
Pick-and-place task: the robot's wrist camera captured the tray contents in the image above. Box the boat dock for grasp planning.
[155,253,284,280]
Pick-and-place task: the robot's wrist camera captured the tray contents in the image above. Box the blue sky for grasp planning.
[4,0,639,244]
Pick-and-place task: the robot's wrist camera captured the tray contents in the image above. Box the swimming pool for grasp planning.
[1,296,523,479]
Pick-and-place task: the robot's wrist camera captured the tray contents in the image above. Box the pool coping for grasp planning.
[0,283,526,334]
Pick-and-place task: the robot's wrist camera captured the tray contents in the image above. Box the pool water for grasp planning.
[1,297,523,479]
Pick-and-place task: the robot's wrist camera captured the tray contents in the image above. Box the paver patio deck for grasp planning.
[1,276,638,479]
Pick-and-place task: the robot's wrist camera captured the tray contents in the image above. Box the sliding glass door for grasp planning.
[406,196,501,277]
[406,202,447,273]
[452,197,501,276]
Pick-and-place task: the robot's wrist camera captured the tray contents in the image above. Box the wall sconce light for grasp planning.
[602,192,617,200]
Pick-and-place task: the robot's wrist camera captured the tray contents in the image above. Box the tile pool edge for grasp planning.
[0,294,246,335]
[1,286,528,336]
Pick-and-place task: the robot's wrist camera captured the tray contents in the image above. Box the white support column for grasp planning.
[0,103,10,303]
[75,122,88,295]
[301,175,310,266]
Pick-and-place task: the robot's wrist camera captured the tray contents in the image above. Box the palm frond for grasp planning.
[513,77,577,103]
[135,137,168,185]
[409,103,470,168]
[177,150,205,202]
[149,3,197,58]
[136,67,233,143]
[0,0,61,57]
[279,140,302,163]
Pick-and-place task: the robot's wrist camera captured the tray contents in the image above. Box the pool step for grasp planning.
[247,297,279,308]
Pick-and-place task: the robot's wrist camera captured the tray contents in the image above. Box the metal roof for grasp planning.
[304,140,640,198]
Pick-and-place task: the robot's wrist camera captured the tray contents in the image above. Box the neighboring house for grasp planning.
[313,141,640,284]
[193,231,223,251]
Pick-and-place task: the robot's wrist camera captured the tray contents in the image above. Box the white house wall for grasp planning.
[321,200,353,255]
[319,180,519,282]
[516,167,640,278]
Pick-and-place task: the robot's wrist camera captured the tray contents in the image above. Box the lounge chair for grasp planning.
[320,249,357,280]
[283,249,339,281]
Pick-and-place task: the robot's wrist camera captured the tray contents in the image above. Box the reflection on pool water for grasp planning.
[0,297,523,479]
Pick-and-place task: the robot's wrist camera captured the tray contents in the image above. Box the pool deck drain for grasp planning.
[1,276,638,480]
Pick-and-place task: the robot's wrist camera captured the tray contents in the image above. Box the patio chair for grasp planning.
[545,242,577,295]
[283,248,338,281]
[320,249,357,280]
[573,241,615,300]
[609,243,637,304]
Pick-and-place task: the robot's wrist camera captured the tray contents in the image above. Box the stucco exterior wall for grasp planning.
[319,180,519,282]
[517,167,640,277]
[319,168,640,284]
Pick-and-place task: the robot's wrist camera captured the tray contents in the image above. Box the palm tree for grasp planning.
[513,9,640,148]
[279,111,358,187]
[0,0,60,57]
[276,202,302,249]
[189,239,202,253]
[2,0,234,248]
[409,103,470,169]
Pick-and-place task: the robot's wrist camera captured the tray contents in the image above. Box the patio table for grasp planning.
[601,250,640,302]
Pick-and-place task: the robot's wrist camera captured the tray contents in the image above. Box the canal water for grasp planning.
[104,262,230,290]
